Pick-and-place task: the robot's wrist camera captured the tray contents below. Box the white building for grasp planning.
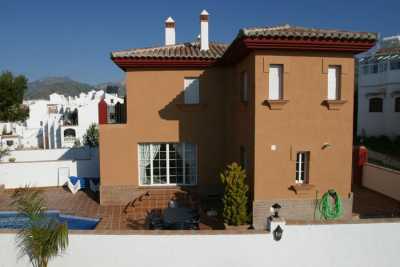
[0,90,123,150]
[357,35,400,138]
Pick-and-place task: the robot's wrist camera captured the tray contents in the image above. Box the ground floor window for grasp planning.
[138,143,197,186]
[296,151,310,184]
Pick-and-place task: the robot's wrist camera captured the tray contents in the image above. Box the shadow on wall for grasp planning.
[58,147,100,178]
[157,68,227,196]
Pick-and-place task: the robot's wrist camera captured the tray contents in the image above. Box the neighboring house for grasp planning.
[0,90,123,150]
[99,10,376,229]
[357,36,400,138]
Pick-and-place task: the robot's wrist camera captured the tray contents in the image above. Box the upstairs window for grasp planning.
[369,97,383,112]
[378,62,388,72]
[362,65,369,75]
[371,64,378,73]
[327,66,341,100]
[395,97,400,112]
[390,60,400,70]
[296,152,310,184]
[241,71,249,103]
[268,64,283,100]
[184,78,199,104]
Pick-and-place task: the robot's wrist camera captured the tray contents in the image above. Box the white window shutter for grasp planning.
[269,65,282,100]
[328,66,339,100]
[184,78,199,104]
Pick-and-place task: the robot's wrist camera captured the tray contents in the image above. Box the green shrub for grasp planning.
[83,123,99,148]
[220,162,249,226]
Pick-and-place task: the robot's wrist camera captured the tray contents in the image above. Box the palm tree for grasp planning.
[12,187,69,267]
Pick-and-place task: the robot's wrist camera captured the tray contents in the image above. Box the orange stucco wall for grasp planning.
[100,68,228,195]
[100,50,355,203]
[253,51,354,200]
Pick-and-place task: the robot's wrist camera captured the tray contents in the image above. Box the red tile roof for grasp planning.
[112,42,228,60]
[239,24,377,41]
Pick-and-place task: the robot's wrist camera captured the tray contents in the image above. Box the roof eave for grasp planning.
[111,57,217,71]
[220,36,377,65]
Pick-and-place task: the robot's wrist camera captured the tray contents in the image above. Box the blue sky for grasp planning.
[0,0,398,84]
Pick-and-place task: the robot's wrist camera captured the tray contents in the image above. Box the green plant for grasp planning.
[12,187,69,267]
[83,123,99,148]
[0,71,29,122]
[8,157,16,162]
[0,148,9,160]
[72,139,81,148]
[220,162,249,226]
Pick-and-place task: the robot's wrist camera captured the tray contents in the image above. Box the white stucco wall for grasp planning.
[357,65,400,138]
[363,163,400,201]
[0,221,400,267]
[0,148,99,188]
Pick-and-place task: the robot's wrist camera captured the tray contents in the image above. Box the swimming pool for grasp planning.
[0,211,100,230]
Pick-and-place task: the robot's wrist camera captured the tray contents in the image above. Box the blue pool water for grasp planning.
[0,211,100,230]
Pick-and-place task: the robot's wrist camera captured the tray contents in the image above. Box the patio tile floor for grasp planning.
[0,185,399,231]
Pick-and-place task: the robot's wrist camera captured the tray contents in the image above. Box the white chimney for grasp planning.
[165,16,176,46]
[200,10,209,51]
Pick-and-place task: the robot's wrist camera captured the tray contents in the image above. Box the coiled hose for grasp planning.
[318,189,343,220]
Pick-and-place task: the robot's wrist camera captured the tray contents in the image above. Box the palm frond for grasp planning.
[12,187,69,267]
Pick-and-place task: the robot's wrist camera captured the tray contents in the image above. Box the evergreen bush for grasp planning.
[220,162,249,225]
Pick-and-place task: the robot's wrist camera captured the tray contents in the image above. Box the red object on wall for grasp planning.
[353,146,368,186]
[98,98,108,125]
[358,146,368,166]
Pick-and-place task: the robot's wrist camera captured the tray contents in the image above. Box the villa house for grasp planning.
[357,35,400,138]
[99,10,376,229]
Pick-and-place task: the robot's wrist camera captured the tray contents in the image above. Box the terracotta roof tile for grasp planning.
[239,24,377,41]
[112,42,228,60]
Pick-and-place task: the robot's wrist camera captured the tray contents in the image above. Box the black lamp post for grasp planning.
[271,203,281,218]
[273,225,283,241]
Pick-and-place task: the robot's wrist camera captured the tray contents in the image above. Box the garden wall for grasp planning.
[0,148,99,189]
[363,163,400,201]
[0,220,400,267]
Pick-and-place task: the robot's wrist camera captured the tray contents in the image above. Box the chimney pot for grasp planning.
[165,16,176,46]
[200,10,209,51]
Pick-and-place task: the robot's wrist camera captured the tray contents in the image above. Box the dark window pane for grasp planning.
[369,98,383,112]
[395,97,400,112]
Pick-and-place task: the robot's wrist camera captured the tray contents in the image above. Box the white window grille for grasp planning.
[184,78,200,104]
[138,143,197,186]
[296,152,309,184]
[327,66,341,100]
[268,64,283,100]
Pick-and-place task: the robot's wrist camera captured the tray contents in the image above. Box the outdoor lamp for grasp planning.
[273,225,283,241]
[271,203,281,218]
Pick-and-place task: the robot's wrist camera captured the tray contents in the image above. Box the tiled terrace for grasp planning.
[0,185,399,231]
[0,187,224,230]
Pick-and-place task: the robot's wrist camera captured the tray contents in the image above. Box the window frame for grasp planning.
[240,71,249,103]
[138,143,198,186]
[268,64,283,100]
[369,97,383,113]
[183,77,200,104]
[327,65,341,100]
[395,97,400,113]
[295,151,310,184]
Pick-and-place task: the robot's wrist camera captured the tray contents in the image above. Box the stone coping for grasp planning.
[2,218,400,235]
[286,217,400,225]
[0,229,267,235]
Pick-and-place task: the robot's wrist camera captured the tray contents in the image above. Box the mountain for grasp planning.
[25,76,125,100]
[25,77,95,100]
[95,81,126,97]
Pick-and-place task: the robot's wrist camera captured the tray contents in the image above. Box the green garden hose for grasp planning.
[318,189,343,220]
